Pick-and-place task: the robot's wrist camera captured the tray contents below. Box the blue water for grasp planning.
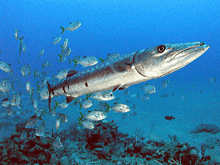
[1,0,220,162]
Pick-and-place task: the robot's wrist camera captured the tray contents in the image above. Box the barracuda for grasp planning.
[47,42,210,108]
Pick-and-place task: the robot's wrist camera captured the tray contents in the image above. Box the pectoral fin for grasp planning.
[66,96,76,103]
[119,85,130,90]
[67,70,77,78]
[112,84,123,92]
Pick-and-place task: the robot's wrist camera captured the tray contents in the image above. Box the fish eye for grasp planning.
[157,45,166,53]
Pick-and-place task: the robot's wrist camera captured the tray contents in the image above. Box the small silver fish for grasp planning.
[73,56,82,63]
[14,29,19,40]
[0,79,12,92]
[142,84,156,94]
[26,81,31,92]
[82,120,94,129]
[20,131,27,140]
[78,56,98,67]
[38,49,44,59]
[50,109,56,117]
[85,111,107,121]
[130,94,137,98]
[105,53,120,61]
[59,100,68,109]
[22,44,26,52]
[58,113,68,123]
[97,102,110,112]
[111,104,130,113]
[82,99,92,109]
[40,86,49,100]
[62,48,71,58]
[55,113,68,130]
[52,137,63,149]
[55,119,60,130]
[33,99,38,109]
[20,64,31,77]
[52,36,62,45]
[209,77,216,83]
[0,61,13,75]
[7,108,14,116]
[36,121,46,137]
[26,82,33,97]
[91,91,115,101]
[162,80,170,87]
[63,38,69,51]
[11,93,21,107]
[25,115,39,128]
[55,69,68,80]
[35,108,42,117]
[141,94,149,102]
[42,61,51,69]
[60,21,81,34]
[2,100,10,107]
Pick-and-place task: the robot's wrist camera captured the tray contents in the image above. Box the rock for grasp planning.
[59,156,70,165]
[15,121,35,136]
[13,137,22,144]
[190,124,220,134]
[202,137,220,149]
[8,150,29,164]
[140,145,158,156]
[70,154,85,164]
[29,145,44,155]
[122,156,146,164]
[15,121,26,133]
[37,137,51,149]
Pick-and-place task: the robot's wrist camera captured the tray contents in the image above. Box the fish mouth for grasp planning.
[171,42,210,60]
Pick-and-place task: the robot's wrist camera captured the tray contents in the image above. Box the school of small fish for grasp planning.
[0,21,210,150]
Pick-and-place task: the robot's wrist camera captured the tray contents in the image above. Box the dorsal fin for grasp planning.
[67,69,77,77]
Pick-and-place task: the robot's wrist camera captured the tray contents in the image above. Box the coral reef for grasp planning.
[190,123,220,134]
[0,120,219,164]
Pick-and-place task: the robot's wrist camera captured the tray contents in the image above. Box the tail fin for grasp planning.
[72,59,78,68]
[58,54,63,62]
[60,27,65,34]
[68,59,72,64]
[47,81,52,109]
[61,45,64,54]
[99,57,105,63]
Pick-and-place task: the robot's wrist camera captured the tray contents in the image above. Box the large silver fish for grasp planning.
[47,42,209,108]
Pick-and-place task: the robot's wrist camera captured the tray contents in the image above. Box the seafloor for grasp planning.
[0,119,220,164]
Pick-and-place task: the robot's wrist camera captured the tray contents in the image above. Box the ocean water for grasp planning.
[0,0,220,164]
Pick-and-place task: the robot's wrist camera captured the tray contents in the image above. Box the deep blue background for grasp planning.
[1,0,219,84]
